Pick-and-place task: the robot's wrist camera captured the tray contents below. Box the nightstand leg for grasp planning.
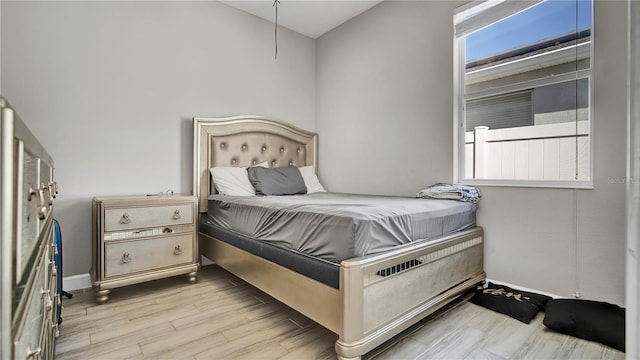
[188,271,198,284]
[95,289,111,304]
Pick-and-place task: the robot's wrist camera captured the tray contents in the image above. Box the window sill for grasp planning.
[456,178,594,190]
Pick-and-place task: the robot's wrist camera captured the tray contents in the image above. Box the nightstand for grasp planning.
[91,195,199,304]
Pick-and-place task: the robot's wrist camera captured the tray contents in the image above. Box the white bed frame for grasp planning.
[193,116,485,359]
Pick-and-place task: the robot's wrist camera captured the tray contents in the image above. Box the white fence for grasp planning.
[465,121,590,180]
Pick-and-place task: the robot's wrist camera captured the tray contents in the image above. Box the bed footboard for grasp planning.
[336,227,485,359]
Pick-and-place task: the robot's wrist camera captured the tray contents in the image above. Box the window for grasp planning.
[454,0,593,188]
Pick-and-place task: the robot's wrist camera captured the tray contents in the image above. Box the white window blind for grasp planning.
[466,91,533,130]
[454,0,544,38]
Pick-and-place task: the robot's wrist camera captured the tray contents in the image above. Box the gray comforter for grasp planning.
[206,192,478,263]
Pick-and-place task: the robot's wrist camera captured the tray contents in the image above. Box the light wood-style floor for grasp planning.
[55,265,625,360]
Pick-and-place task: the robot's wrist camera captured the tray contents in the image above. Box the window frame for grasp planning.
[453,0,594,189]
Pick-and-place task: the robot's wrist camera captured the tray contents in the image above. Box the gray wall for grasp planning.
[627,0,640,355]
[1,1,316,276]
[2,0,629,306]
[316,1,627,305]
[317,0,463,196]
[0,3,2,90]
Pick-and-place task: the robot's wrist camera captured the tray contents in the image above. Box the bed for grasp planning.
[193,115,485,360]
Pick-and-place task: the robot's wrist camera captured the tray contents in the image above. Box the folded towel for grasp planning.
[416,183,481,203]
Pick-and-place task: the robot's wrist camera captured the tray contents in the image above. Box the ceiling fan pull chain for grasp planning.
[273,0,280,59]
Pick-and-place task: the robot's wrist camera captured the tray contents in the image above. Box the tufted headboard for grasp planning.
[193,116,318,211]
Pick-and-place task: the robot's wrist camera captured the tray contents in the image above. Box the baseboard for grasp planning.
[63,275,562,298]
[63,273,92,291]
[63,256,214,291]
[201,255,214,266]
[485,278,563,299]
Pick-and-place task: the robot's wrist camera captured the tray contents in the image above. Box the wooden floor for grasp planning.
[55,265,625,360]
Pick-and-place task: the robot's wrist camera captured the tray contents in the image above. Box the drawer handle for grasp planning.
[37,185,47,220]
[48,182,55,205]
[26,347,42,359]
[52,181,59,197]
[121,252,132,263]
[46,293,53,311]
[41,289,52,311]
[120,213,131,224]
[27,183,37,201]
[172,210,182,220]
[173,245,182,255]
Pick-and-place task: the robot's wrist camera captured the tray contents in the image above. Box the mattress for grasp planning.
[199,221,340,288]
[204,192,478,263]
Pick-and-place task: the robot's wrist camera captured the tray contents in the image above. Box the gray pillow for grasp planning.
[247,165,307,196]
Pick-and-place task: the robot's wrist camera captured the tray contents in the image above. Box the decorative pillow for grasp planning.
[210,161,268,196]
[298,166,327,193]
[469,282,552,324]
[247,165,307,196]
[543,299,625,352]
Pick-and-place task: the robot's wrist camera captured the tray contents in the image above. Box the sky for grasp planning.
[466,0,592,62]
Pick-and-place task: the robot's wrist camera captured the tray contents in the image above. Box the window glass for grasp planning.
[456,0,592,185]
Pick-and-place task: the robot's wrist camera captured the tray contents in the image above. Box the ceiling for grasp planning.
[220,1,383,39]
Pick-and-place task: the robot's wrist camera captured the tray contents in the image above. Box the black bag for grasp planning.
[469,282,551,324]
[543,298,625,352]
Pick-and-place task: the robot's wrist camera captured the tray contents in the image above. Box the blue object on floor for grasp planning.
[53,219,73,325]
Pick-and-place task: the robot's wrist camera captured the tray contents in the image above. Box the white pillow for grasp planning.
[298,166,327,193]
[210,161,268,196]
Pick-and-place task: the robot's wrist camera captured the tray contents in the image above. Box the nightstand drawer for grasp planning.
[92,195,198,303]
[104,234,194,277]
[104,204,193,231]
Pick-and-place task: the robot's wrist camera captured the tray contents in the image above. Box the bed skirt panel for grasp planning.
[199,233,341,333]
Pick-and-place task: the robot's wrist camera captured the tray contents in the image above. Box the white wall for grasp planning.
[1,1,316,276]
[316,0,627,305]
